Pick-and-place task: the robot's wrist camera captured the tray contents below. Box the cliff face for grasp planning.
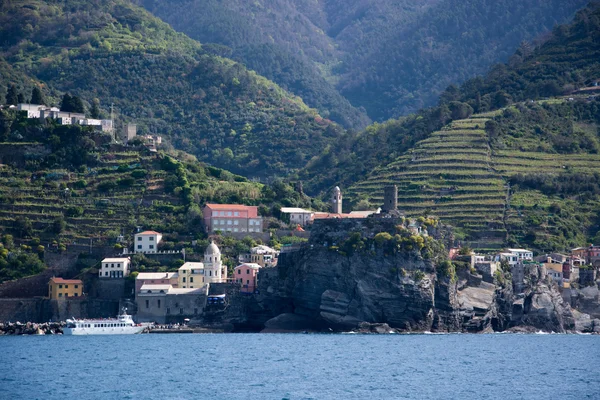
[244,219,597,333]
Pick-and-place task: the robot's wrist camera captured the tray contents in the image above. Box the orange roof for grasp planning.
[204,203,256,210]
[137,230,161,235]
[49,277,83,284]
[313,213,365,220]
[294,225,305,232]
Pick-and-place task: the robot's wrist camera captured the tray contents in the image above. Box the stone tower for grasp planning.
[332,186,343,214]
[383,185,398,213]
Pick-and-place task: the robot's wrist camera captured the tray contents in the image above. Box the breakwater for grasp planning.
[0,321,64,335]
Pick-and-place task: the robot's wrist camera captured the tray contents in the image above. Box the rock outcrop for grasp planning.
[239,219,593,333]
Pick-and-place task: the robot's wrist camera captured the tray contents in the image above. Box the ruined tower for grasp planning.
[383,185,398,213]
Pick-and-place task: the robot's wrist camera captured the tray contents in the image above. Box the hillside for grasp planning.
[301,4,600,253]
[0,110,323,282]
[0,0,344,179]
[142,0,589,122]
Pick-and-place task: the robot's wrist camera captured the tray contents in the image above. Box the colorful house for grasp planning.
[234,263,261,293]
[48,277,83,300]
[203,204,263,233]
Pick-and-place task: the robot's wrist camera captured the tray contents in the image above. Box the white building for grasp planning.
[99,257,131,278]
[507,248,534,262]
[280,207,314,226]
[17,103,45,118]
[134,231,163,253]
[495,252,519,266]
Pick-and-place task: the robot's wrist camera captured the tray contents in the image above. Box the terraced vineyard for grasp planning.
[0,144,263,245]
[347,107,600,251]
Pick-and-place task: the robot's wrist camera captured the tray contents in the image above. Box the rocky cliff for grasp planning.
[235,218,600,333]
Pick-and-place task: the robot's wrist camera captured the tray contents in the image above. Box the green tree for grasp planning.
[31,86,45,105]
[6,85,19,105]
[90,98,101,118]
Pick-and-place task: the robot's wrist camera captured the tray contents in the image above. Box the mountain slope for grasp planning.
[141,0,589,122]
[0,0,344,179]
[139,0,371,129]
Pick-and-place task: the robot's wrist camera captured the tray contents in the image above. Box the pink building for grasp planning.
[135,272,178,293]
[234,263,261,293]
[203,204,263,233]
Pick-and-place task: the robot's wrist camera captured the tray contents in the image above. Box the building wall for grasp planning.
[136,293,207,323]
[49,281,83,300]
[134,233,162,253]
[179,269,205,288]
[135,277,177,293]
[99,260,130,278]
[234,266,259,293]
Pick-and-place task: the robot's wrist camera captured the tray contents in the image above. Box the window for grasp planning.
[65,285,69,288]
[74,293,78,297]
[149,237,154,241]
[75,285,78,289]
[247,280,250,284]
[209,271,212,276]
[220,211,225,216]
[227,211,232,216]
[58,293,63,297]
[247,269,250,274]
[166,308,170,314]
[137,245,142,249]
[105,272,109,276]
[138,237,142,241]
[182,277,186,283]
[157,299,161,308]
[58,284,63,288]
[234,212,239,216]
[238,270,241,274]
[149,245,154,249]
[234,228,238,232]
[249,220,253,226]
[190,277,194,283]
[227,220,232,225]
[234,220,239,225]
[179,308,184,314]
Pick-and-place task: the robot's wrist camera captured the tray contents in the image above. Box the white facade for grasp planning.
[204,242,227,283]
[280,207,314,226]
[507,249,533,261]
[496,253,519,266]
[100,257,131,278]
[134,231,163,253]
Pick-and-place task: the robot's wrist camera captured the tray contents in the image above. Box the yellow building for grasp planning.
[48,277,83,300]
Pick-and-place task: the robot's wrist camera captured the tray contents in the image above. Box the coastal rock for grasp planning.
[262,313,320,333]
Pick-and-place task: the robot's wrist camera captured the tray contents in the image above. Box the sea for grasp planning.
[0,333,599,400]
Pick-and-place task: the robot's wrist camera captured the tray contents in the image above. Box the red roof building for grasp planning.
[203,204,263,234]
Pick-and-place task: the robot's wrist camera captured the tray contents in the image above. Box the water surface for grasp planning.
[0,334,598,399]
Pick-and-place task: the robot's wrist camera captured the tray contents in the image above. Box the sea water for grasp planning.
[0,333,599,399]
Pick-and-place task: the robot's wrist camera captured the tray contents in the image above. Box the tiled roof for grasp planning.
[136,231,161,235]
[235,263,262,270]
[49,277,83,284]
[312,212,366,219]
[204,203,256,210]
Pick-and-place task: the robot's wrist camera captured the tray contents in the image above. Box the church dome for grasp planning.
[205,241,221,256]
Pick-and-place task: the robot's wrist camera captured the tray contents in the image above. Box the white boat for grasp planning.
[63,309,146,335]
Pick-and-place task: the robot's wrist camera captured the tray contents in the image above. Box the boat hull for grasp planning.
[63,326,145,335]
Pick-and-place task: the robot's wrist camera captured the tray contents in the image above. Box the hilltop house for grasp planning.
[17,103,113,132]
[280,207,314,227]
[202,204,263,233]
[99,257,131,278]
[134,231,163,253]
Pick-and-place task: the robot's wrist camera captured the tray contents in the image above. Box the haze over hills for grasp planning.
[140,0,589,123]
[0,0,345,179]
